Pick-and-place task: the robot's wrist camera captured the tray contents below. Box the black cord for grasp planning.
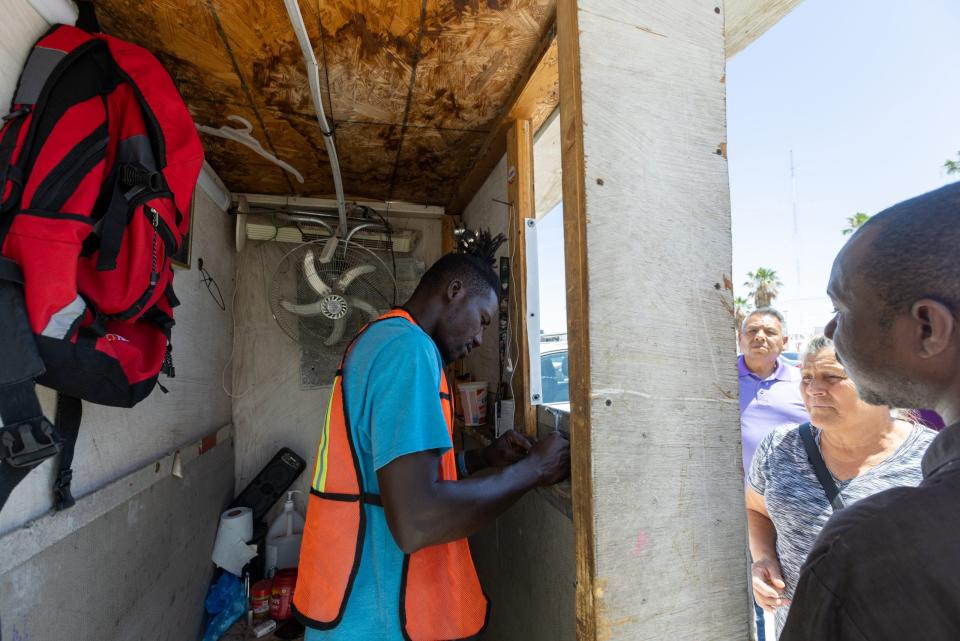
[198,258,226,311]
[367,206,398,305]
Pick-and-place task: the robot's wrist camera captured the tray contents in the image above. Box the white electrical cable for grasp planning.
[283,0,348,236]
[197,116,305,184]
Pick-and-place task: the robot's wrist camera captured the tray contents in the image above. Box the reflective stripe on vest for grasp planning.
[293,309,489,639]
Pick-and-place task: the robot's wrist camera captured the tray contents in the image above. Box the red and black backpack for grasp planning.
[0,18,203,512]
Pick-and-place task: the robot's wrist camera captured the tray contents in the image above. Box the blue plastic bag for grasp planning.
[201,572,247,641]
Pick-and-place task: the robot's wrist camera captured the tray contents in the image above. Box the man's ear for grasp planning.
[781,334,790,349]
[445,278,465,303]
[911,298,956,359]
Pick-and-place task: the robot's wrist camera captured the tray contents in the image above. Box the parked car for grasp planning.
[780,351,802,367]
[540,343,569,410]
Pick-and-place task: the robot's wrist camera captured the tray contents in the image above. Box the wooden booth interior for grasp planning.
[0,1,802,639]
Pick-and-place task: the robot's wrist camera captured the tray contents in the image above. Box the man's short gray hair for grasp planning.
[741,307,787,335]
[804,335,833,359]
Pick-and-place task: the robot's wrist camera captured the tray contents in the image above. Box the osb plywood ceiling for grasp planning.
[96,0,555,207]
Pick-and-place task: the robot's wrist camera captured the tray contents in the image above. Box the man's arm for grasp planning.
[377,432,569,553]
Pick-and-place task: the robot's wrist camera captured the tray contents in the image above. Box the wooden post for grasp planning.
[558,0,747,639]
[441,215,456,254]
[506,119,538,438]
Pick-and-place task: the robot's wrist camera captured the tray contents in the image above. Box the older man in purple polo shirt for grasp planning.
[739,307,808,640]
[739,308,808,476]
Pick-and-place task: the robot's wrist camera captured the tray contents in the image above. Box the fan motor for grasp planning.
[320,294,349,320]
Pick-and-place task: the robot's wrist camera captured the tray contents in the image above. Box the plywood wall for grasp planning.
[559,0,749,638]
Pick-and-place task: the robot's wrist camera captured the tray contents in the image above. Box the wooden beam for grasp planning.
[506,119,537,439]
[725,0,805,58]
[556,1,596,639]
[509,38,560,128]
[447,30,560,216]
[441,215,456,254]
[562,0,748,639]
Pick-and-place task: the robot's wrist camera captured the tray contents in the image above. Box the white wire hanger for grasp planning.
[196,115,305,184]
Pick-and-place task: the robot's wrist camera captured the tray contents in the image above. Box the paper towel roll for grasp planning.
[211,507,258,576]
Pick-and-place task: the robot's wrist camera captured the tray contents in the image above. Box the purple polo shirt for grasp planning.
[738,355,808,475]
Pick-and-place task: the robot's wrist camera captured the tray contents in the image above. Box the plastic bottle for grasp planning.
[265,490,305,576]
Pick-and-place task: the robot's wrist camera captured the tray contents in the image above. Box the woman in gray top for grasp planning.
[747,336,934,637]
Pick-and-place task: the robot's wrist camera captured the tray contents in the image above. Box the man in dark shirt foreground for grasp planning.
[780,181,960,641]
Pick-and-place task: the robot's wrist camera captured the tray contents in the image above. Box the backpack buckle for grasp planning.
[0,416,61,468]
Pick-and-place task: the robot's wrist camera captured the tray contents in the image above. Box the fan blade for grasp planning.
[319,235,338,264]
[337,264,375,290]
[279,299,328,316]
[348,297,380,321]
[324,316,347,346]
[303,250,331,296]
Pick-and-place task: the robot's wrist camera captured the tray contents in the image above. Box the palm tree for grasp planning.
[945,151,960,175]
[734,296,751,330]
[842,212,871,236]
[744,268,783,309]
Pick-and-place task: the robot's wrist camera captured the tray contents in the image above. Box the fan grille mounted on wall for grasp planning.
[268,237,397,382]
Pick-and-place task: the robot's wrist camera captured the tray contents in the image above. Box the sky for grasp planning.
[535,0,960,340]
[727,0,960,337]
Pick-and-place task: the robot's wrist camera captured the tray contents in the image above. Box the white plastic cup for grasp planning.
[458,382,488,426]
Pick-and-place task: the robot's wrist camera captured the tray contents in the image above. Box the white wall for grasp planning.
[0,8,239,637]
[231,216,443,518]
[0,0,48,119]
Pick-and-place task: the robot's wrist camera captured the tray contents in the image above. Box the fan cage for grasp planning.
[269,239,398,349]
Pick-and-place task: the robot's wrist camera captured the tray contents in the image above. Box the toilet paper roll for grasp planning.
[211,506,258,576]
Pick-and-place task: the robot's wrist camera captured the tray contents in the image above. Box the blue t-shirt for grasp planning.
[306,317,452,641]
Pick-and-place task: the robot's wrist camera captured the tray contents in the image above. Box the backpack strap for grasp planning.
[798,423,845,511]
[76,1,101,34]
[0,381,61,511]
[0,110,29,219]
[53,392,82,510]
[0,256,60,511]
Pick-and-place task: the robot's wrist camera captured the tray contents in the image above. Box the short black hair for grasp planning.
[856,181,960,322]
[417,252,499,298]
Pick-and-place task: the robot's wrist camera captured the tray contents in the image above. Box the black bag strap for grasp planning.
[76,1,101,34]
[53,392,82,511]
[799,423,845,511]
[0,381,61,512]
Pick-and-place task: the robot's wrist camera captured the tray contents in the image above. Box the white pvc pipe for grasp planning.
[26,0,78,25]
[197,161,231,211]
[283,0,348,237]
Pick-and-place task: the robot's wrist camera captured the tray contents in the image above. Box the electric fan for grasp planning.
[268,236,397,350]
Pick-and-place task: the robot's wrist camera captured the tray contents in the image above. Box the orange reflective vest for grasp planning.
[293,308,489,640]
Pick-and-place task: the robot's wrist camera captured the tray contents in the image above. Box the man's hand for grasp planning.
[483,429,533,467]
[752,557,790,613]
[526,432,570,486]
